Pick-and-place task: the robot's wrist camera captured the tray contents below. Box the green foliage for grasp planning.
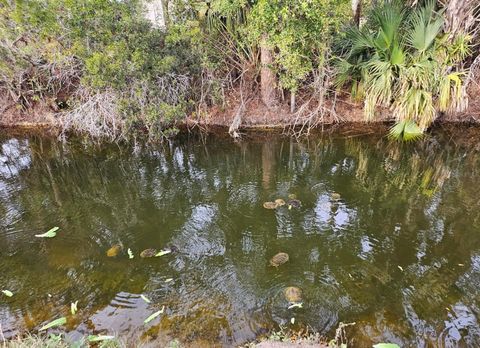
[336,0,471,137]
[248,0,350,92]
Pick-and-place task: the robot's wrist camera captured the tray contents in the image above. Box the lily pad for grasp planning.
[144,306,165,324]
[35,227,59,238]
[1,290,13,297]
[270,252,289,267]
[106,244,122,257]
[140,249,157,258]
[263,201,278,209]
[39,317,67,331]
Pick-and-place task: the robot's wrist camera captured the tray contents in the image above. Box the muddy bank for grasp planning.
[2,90,480,133]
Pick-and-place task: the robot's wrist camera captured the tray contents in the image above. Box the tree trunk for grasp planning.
[290,91,295,113]
[260,34,278,108]
[352,0,362,27]
[443,0,478,39]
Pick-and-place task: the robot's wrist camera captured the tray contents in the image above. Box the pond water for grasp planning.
[1,128,480,347]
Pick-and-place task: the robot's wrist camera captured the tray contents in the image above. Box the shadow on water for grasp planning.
[1,126,480,347]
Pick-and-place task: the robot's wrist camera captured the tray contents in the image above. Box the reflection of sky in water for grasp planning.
[1,133,480,347]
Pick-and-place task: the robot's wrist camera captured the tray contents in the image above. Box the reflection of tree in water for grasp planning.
[1,131,480,345]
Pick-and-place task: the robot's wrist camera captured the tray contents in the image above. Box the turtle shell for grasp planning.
[106,244,122,257]
[331,192,341,200]
[140,248,157,258]
[274,199,286,206]
[287,199,302,209]
[284,286,302,303]
[263,201,278,209]
[270,252,289,267]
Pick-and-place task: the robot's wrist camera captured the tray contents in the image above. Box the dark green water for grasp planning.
[1,128,480,347]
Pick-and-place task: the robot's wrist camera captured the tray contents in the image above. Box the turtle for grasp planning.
[331,192,341,201]
[274,199,286,207]
[284,286,302,303]
[263,201,278,209]
[287,199,302,209]
[270,252,289,267]
[140,248,157,258]
[106,244,122,257]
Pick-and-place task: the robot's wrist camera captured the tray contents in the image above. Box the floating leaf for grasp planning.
[88,335,115,342]
[71,301,78,315]
[1,290,13,297]
[290,317,295,324]
[397,265,404,272]
[140,294,151,303]
[287,302,303,309]
[144,306,165,324]
[155,249,172,257]
[128,248,134,259]
[39,317,67,331]
[373,344,400,348]
[165,278,173,283]
[35,227,59,238]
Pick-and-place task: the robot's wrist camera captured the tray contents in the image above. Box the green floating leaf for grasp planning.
[155,249,172,257]
[287,302,303,309]
[1,290,13,297]
[128,248,134,259]
[373,344,401,348]
[144,306,165,324]
[35,227,60,238]
[389,120,423,141]
[165,278,173,283]
[140,294,151,303]
[39,317,67,331]
[88,335,115,342]
[71,301,78,315]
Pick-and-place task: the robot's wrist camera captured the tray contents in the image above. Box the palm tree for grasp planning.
[336,0,471,140]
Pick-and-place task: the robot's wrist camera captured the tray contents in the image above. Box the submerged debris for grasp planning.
[270,252,289,267]
[140,249,157,258]
[284,286,302,303]
[106,244,122,257]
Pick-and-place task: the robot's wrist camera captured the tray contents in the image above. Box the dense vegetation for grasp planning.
[0,0,478,139]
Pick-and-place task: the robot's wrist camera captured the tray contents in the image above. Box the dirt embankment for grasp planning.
[1,84,480,132]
